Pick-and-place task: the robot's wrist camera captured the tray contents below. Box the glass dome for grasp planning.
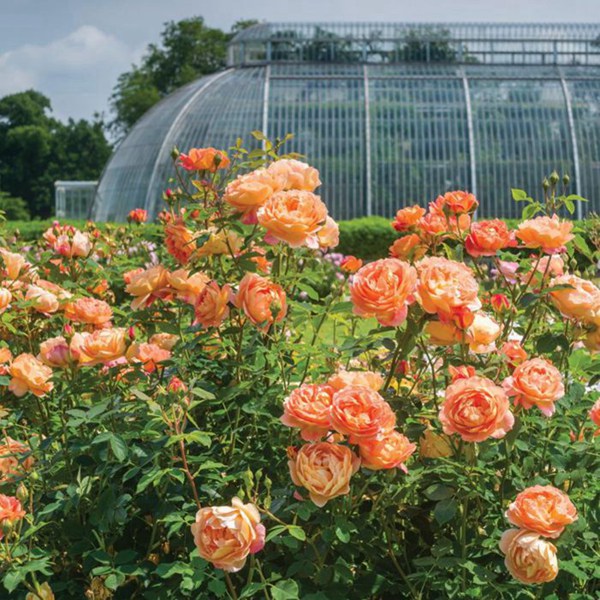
[93,22,600,221]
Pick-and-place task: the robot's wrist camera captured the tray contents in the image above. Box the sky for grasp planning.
[1,0,598,123]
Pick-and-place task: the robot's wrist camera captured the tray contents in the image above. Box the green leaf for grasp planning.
[424,484,455,501]
[434,498,457,525]
[109,434,128,462]
[271,579,300,600]
[511,188,530,201]
[287,525,306,541]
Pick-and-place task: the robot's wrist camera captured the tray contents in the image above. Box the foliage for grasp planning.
[0,91,111,218]
[0,192,30,221]
[0,141,598,599]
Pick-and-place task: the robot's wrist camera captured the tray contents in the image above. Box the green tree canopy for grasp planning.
[109,17,258,137]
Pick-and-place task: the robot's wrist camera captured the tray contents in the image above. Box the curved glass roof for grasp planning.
[93,23,600,222]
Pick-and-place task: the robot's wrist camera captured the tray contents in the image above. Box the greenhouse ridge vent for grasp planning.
[91,22,600,222]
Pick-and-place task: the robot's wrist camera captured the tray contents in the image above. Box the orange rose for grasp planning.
[416,257,481,322]
[419,197,471,239]
[234,273,287,331]
[465,219,513,258]
[281,384,335,441]
[167,269,209,305]
[38,336,71,367]
[196,228,243,258]
[0,437,34,483]
[516,215,573,254]
[0,494,26,539]
[439,375,514,442]
[125,265,170,311]
[327,369,384,392]
[350,258,417,326]
[329,386,395,442]
[506,485,577,538]
[392,205,426,232]
[466,312,501,354]
[499,529,558,584]
[419,428,453,458]
[126,342,171,373]
[0,249,27,280]
[149,332,178,351]
[191,497,265,572]
[224,168,279,222]
[0,288,11,314]
[317,216,339,249]
[358,431,416,471]
[503,358,564,417]
[438,190,478,214]
[266,159,321,192]
[389,234,426,261]
[340,256,363,273]
[257,190,328,248]
[424,320,461,346]
[9,353,53,397]
[448,365,476,382]
[288,442,360,507]
[532,255,565,279]
[25,285,58,314]
[549,274,600,322]
[194,281,232,328]
[178,147,229,172]
[127,208,147,223]
[590,398,600,428]
[500,340,528,367]
[65,297,112,328]
[165,219,197,265]
[78,328,128,366]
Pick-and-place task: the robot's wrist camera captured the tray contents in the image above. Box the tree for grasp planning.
[109,18,258,137]
[0,90,111,218]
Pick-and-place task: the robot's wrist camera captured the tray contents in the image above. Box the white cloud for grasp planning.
[0,25,139,121]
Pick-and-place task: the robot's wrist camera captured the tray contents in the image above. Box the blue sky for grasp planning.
[1,0,598,122]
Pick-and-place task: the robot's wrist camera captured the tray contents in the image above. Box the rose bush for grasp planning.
[0,136,597,599]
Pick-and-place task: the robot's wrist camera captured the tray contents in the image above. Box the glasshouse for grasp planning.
[92,22,600,221]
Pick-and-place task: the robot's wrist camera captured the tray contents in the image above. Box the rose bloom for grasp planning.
[496,260,519,284]
[499,529,558,585]
[234,273,287,331]
[196,228,243,258]
[0,249,27,280]
[490,293,511,313]
[506,485,578,538]
[0,437,34,483]
[534,255,565,278]
[194,281,232,328]
[589,398,600,428]
[438,190,478,214]
[449,365,477,382]
[389,234,426,261]
[167,269,209,305]
[149,332,178,351]
[178,147,229,172]
[439,375,514,442]
[424,320,461,346]
[127,208,148,224]
[419,196,472,238]
[329,386,395,442]
[0,494,26,538]
[419,428,453,458]
[39,336,71,367]
[266,159,321,192]
[126,342,171,373]
[9,353,53,397]
[516,215,574,254]
[0,288,11,314]
[501,340,528,367]
[224,168,280,222]
[317,216,339,250]
[191,497,265,572]
[327,369,384,391]
[416,257,481,322]
[549,274,600,322]
[25,284,58,314]
[288,442,360,507]
[466,312,501,354]
[281,384,335,441]
[503,358,564,417]
[359,431,416,472]
[350,258,417,327]
[125,265,170,310]
[165,219,197,265]
[257,190,328,248]
[78,328,128,366]
[340,256,363,273]
[65,297,112,327]
[392,205,426,232]
[465,219,513,258]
